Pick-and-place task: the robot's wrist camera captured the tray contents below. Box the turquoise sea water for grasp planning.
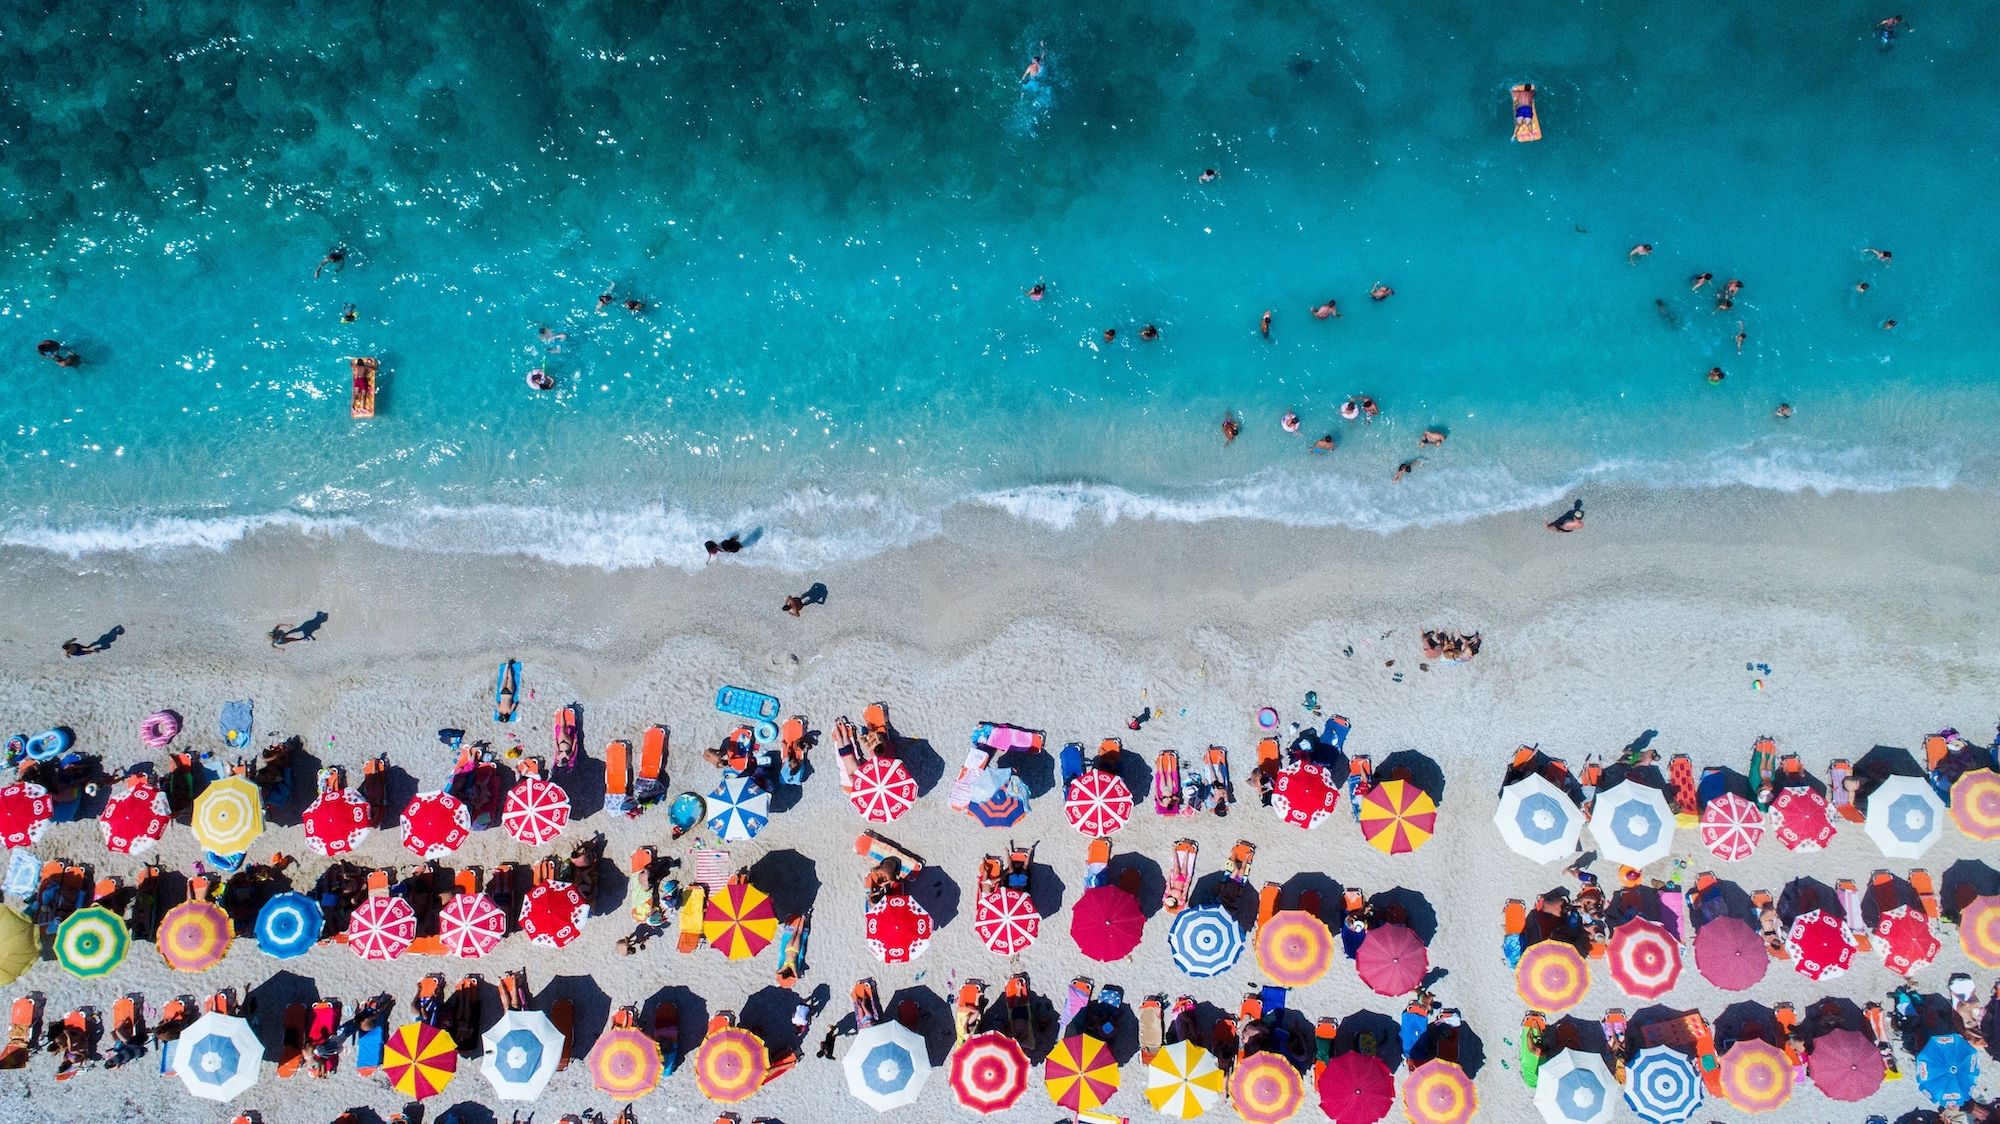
[4,2,1997,569]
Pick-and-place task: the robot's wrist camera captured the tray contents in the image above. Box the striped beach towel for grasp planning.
[692,849,731,894]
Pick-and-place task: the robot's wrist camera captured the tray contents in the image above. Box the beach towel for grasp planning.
[219,700,253,749]
[2,851,38,899]
[692,850,730,894]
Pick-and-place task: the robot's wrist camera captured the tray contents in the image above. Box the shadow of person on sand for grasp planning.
[62,625,125,656]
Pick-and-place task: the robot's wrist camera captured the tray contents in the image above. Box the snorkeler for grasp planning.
[1707,367,1726,384]
[1690,273,1713,291]
[1281,412,1300,434]
[1027,282,1046,301]
[1221,414,1241,444]
[1139,324,1159,341]
[314,246,345,279]
[1627,244,1653,264]
[1370,283,1394,301]
[340,304,358,324]
[1862,247,1893,263]
[1312,301,1340,320]
[1735,322,1746,354]
[1259,310,1272,339]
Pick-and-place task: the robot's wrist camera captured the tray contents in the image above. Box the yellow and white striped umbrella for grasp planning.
[1145,1039,1225,1119]
[192,776,265,855]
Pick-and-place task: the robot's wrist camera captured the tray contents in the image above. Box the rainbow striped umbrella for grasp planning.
[1958,894,2000,968]
[695,1025,767,1103]
[382,1022,458,1099]
[1403,1060,1477,1124]
[588,1026,662,1101]
[1255,910,1335,987]
[1230,1052,1305,1123]
[158,900,232,972]
[1358,779,1438,855]
[1045,1034,1119,1113]
[1516,941,1590,1012]
[1146,1039,1226,1119]
[1950,769,2000,840]
[55,905,128,979]
[703,881,780,960]
[191,776,263,855]
[1719,1039,1792,1113]
[1607,918,1681,1000]
[949,1031,1029,1115]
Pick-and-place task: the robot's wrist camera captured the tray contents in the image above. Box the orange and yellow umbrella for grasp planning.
[157,900,232,972]
[1720,1039,1793,1113]
[695,1025,767,1103]
[1045,1034,1119,1113]
[1516,940,1590,1012]
[1403,1060,1478,1124]
[703,880,780,960]
[1255,910,1335,987]
[1960,895,2000,969]
[1230,1052,1304,1124]
[1358,779,1438,855]
[1951,770,2000,841]
[589,1026,662,1101]
[382,1022,458,1098]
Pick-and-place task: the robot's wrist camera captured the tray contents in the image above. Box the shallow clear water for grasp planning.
[4,2,1996,568]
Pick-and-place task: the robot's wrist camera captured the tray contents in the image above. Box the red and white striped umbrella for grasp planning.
[1699,793,1764,861]
[973,889,1040,956]
[302,789,374,857]
[502,776,571,846]
[401,791,472,858]
[438,893,507,958]
[1063,771,1133,837]
[520,881,589,949]
[1607,917,1683,999]
[849,758,918,823]
[1772,788,1835,851]
[98,779,171,855]
[347,895,418,961]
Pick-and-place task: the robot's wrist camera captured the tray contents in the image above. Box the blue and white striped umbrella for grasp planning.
[1534,1049,1615,1124]
[1494,774,1582,864]
[253,891,323,959]
[1624,1045,1703,1124]
[1864,774,1945,859]
[705,774,770,841]
[481,1009,563,1101]
[842,1019,930,1110]
[1168,904,1245,978]
[1589,781,1674,868]
[174,1011,262,1101]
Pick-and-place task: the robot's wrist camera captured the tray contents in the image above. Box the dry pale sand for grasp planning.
[1,485,1997,1124]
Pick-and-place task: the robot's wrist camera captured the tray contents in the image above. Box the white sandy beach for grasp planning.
[1,485,1998,1124]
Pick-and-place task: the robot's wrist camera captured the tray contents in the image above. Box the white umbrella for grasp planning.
[1589,780,1675,868]
[843,1018,931,1111]
[1535,1049,1617,1124]
[482,1009,564,1101]
[174,1012,261,1102]
[1864,774,1945,859]
[1494,774,1582,863]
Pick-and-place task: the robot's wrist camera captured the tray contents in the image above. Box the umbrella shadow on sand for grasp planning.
[1012,749,1057,800]
[746,848,820,921]
[1377,749,1446,804]
[1191,870,1255,930]
[882,983,953,1065]
[1332,1009,1404,1065]
[564,747,608,821]
[742,983,810,1060]
[1544,1015,1607,1054]
[641,983,707,1052]
[905,865,960,929]
[245,969,319,1048]
[1280,871,1348,919]
[895,734,947,798]
[1714,1000,1780,1050]
[1776,877,1841,926]
[1027,859,1069,919]
[1115,853,1165,915]
[542,973,613,1051]
[1942,859,2000,919]
[1367,887,1438,944]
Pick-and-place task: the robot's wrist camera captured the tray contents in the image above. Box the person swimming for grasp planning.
[623,298,644,313]
[35,339,81,367]
[1722,279,1743,297]
[340,304,358,324]
[1340,399,1360,421]
[1863,247,1893,263]
[1370,284,1394,301]
[1359,396,1379,419]
[1735,322,1747,354]
[1102,328,1117,344]
[1198,169,1218,183]
[1420,429,1446,447]
[1774,403,1794,419]
[1027,282,1046,301]
[1311,300,1339,320]
[1281,411,1300,434]
[1312,434,1335,452]
[1139,324,1159,341]
[1221,414,1241,443]
[1628,244,1653,264]
[1654,299,1682,331]
[1882,318,1898,330]
[1715,294,1733,312]
[1707,367,1726,384]
[1021,42,1045,83]
[1392,459,1418,482]
[1690,273,1713,291]
[527,369,555,391]
[1259,310,1272,339]
[314,246,345,279]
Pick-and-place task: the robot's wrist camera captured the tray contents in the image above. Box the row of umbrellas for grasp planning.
[1060,765,1439,856]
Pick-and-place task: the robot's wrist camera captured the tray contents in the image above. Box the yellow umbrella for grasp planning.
[1045,1035,1119,1113]
[1145,1039,1225,1118]
[0,906,36,986]
[1358,779,1439,855]
[191,776,265,855]
[383,1022,458,1098]
[1516,941,1590,1012]
[1959,895,2000,969]
[702,880,780,960]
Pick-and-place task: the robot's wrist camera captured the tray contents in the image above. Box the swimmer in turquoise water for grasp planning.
[1312,300,1340,320]
[1370,283,1394,302]
[314,246,344,279]
[1026,282,1045,301]
[1021,42,1045,83]
[1139,324,1159,341]
[340,304,357,324]
[1690,273,1713,291]
[1628,243,1653,264]
[1863,247,1892,264]
[1259,310,1272,339]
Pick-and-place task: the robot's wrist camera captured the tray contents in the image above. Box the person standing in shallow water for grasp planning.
[704,536,743,562]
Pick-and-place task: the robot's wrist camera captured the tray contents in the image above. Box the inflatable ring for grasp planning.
[141,709,183,748]
[1256,707,1279,730]
[25,727,72,762]
[754,720,780,746]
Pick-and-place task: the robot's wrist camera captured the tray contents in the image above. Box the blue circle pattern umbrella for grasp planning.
[254,892,323,959]
[842,1020,929,1110]
[1623,1046,1703,1124]
[1916,1034,1981,1108]
[1168,905,1245,978]
[481,1010,563,1101]
[1493,774,1581,864]
[705,774,770,841]
[175,1011,262,1102]
[1589,781,1674,868]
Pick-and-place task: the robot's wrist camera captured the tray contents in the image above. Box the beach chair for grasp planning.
[676,883,707,953]
[1667,754,1697,822]
[1058,743,1086,792]
[276,1003,308,1078]
[1062,977,1093,1034]
[50,1009,94,1082]
[1910,868,1940,920]
[603,739,633,816]
[450,978,480,1055]
[1205,746,1236,809]
[0,995,39,1071]
[774,913,808,988]
[1257,882,1282,930]
[1004,974,1035,1051]
[862,703,896,753]
[1344,753,1375,819]
[552,705,580,772]
[1153,750,1184,814]
[1751,890,1787,959]
[851,980,882,1029]
[1255,738,1281,781]
[1501,898,1527,968]
[549,998,573,1069]
[1136,995,1164,1063]
[1083,838,1111,889]
[954,981,985,1046]
[1925,735,1950,772]
[1096,737,1124,774]
[634,726,668,805]
[1005,842,1033,892]
[1749,738,1778,808]
[1828,759,1864,822]
[1163,840,1197,914]
[1601,1008,1628,1069]
[307,999,340,1077]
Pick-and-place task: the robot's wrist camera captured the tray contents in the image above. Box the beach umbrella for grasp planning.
[347,894,417,961]
[1045,1034,1119,1113]
[1623,1045,1702,1124]
[1271,761,1340,830]
[301,787,373,857]
[705,774,770,841]
[850,758,918,823]
[865,892,934,963]
[1168,904,1245,978]
[1692,916,1767,990]
[1315,1050,1394,1124]
[383,1021,458,1098]
[98,778,170,854]
[1230,1053,1305,1124]
[695,1025,768,1103]
[482,1009,563,1101]
[1697,793,1762,861]
[949,1031,1029,1115]
[1874,904,1941,975]
[1516,941,1589,1012]
[0,782,53,849]
[844,1019,932,1111]
[1949,768,2000,840]
[1402,1060,1477,1124]
[174,1011,261,1102]
[253,892,323,959]
[1534,1049,1616,1124]
[400,791,471,857]
[0,906,34,987]
[1355,922,1428,997]
[588,1026,661,1101]
[1064,770,1134,836]
[519,881,588,948]
[1958,894,2000,968]
[1807,1028,1885,1102]
[54,905,128,979]
[1257,909,1336,987]
[1070,885,1145,962]
[704,880,781,960]
[1863,774,1945,858]
[439,892,507,958]
[191,776,263,855]
[159,900,233,972]
[1770,787,1834,851]
[502,775,571,845]
[1588,781,1674,868]
[968,769,1030,827]
[1147,1038,1226,1119]
[1358,779,1437,855]
[1718,1039,1792,1113]
[973,888,1039,955]
[1915,1034,1980,1107]
[1607,917,1681,999]
[1495,774,1581,864]
[1783,909,1855,980]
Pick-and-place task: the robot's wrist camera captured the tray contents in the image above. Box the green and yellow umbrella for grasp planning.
[0,906,37,986]
[383,1021,458,1098]
[56,905,129,979]
[702,880,780,960]
[1045,1034,1119,1113]
[192,776,265,855]
[158,900,233,972]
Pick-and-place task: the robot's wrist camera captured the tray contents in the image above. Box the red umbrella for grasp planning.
[849,758,918,823]
[1607,917,1682,1000]
[973,889,1039,956]
[502,776,570,846]
[1693,916,1769,991]
[1070,885,1145,962]
[98,779,170,855]
[302,789,373,857]
[1063,771,1133,836]
[1784,910,1855,981]
[347,895,417,961]
[400,791,471,858]
[1699,792,1763,861]
[519,881,588,949]
[0,783,53,849]
[1808,1027,1885,1102]
[1317,1050,1395,1124]
[1874,905,1941,976]
[438,893,506,958]
[1272,761,1340,830]
[1354,923,1428,996]
[1771,788,1835,851]
[864,893,934,963]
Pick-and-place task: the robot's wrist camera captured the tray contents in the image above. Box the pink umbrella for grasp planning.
[302,788,374,857]
[1808,1028,1886,1102]
[98,779,170,855]
[347,895,417,961]
[1785,910,1856,981]
[849,758,918,823]
[401,791,471,858]
[1607,917,1682,999]
[520,881,588,949]
[438,893,507,958]
[502,775,570,846]
[1355,923,1428,996]
[1272,761,1340,830]
[1874,905,1941,976]
[1693,917,1769,991]
[1063,771,1133,837]
[1699,793,1763,861]
[1771,788,1834,851]
[1070,885,1145,962]
[973,889,1039,956]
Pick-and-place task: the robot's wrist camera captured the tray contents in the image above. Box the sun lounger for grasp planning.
[1084,837,1110,889]
[1062,978,1093,1034]
[1255,738,1281,781]
[1257,882,1281,929]
[1910,868,1939,920]
[974,722,1043,755]
[954,981,985,1045]
[1502,898,1527,968]
[1153,750,1185,814]
[853,832,922,874]
[1749,738,1777,808]
[603,739,633,816]
[1059,743,1085,791]
[634,726,668,805]
[1668,754,1697,822]
[1751,890,1788,959]
[1205,746,1235,809]
[1004,974,1035,1051]
[1163,840,1197,913]
[1828,759,1865,822]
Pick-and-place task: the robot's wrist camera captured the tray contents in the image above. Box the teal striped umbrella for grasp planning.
[56,905,129,978]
